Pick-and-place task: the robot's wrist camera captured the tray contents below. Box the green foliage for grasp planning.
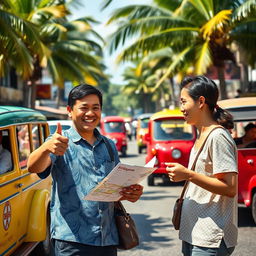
[0,0,107,107]
[101,83,139,116]
[107,0,256,99]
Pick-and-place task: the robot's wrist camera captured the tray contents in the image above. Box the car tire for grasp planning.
[121,146,127,157]
[147,174,154,186]
[32,208,54,256]
[163,175,171,185]
[252,192,256,225]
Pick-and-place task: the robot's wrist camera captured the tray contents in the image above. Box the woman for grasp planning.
[166,75,237,256]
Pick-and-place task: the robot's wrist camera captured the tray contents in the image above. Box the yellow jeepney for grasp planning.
[0,106,51,256]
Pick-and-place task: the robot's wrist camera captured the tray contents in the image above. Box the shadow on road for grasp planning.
[120,153,138,158]
[140,190,177,200]
[238,206,256,227]
[131,213,175,250]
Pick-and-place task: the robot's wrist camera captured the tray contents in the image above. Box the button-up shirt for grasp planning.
[38,127,120,246]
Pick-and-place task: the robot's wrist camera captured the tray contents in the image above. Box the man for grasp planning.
[234,123,256,148]
[0,131,12,174]
[27,84,143,256]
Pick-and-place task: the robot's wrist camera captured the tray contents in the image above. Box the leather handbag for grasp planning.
[172,185,187,230]
[114,201,139,250]
[172,126,222,230]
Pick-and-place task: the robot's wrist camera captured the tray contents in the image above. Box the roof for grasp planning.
[47,120,72,125]
[218,97,256,121]
[0,106,46,127]
[123,117,132,122]
[35,105,68,120]
[101,116,125,122]
[151,109,183,121]
[218,97,256,109]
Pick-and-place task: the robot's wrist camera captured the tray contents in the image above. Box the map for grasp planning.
[84,157,157,201]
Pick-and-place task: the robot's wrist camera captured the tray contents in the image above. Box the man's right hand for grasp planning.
[45,123,69,155]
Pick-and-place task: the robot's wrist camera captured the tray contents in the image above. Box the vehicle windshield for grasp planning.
[232,121,256,148]
[104,122,125,133]
[140,118,150,128]
[153,119,193,141]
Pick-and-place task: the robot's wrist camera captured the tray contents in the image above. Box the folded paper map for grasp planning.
[84,157,157,201]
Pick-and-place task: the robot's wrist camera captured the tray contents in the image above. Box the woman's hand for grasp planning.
[166,162,190,182]
[120,184,143,202]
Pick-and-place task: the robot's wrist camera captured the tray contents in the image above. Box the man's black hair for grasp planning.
[244,123,256,132]
[67,83,103,109]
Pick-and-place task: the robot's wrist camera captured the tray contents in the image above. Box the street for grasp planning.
[119,140,256,256]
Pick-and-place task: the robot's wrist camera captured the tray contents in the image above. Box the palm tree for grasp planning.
[19,0,106,108]
[122,61,171,112]
[122,64,155,113]
[1,0,106,108]
[106,0,256,99]
[139,47,186,107]
[0,1,46,79]
[40,16,106,108]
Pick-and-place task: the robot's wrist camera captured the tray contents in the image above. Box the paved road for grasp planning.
[118,140,256,256]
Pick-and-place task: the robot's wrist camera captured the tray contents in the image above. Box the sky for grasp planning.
[69,0,152,85]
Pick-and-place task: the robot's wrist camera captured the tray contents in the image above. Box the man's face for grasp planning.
[67,94,102,136]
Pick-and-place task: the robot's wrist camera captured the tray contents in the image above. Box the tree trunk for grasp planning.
[169,77,179,107]
[217,66,227,99]
[56,87,65,108]
[240,64,249,93]
[22,81,29,107]
[143,93,148,113]
[30,81,37,109]
[56,87,61,109]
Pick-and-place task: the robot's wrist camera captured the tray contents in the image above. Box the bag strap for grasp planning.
[178,126,223,200]
[114,201,128,216]
[102,136,115,162]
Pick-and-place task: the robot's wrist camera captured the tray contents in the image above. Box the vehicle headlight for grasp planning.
[172,148,181,159]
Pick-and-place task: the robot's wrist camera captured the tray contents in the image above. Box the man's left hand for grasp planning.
[120,184,143,202]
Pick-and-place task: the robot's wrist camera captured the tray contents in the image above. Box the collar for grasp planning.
[68,126,103,144]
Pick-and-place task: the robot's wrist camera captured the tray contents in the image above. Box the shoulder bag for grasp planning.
[114,201,140,250]
[172,126,222,230]
[102,136,139,250]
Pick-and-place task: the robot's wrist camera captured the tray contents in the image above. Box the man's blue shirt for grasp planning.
[39,127,120,246]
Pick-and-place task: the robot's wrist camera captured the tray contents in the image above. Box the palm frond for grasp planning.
[29,5,69,21]
[200,9,232,39]
[233,0,256,21]
[153,46,191,91]
[115,27,199,62]
[154,0,183,12]
[187,0,213,20]
[107,5,171,25]
[195,40,212,74]
[108,12,196,53]
[100,0,113,11]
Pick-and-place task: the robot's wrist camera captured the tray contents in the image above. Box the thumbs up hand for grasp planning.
[45,122,69,156]
[56,122,62,135]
